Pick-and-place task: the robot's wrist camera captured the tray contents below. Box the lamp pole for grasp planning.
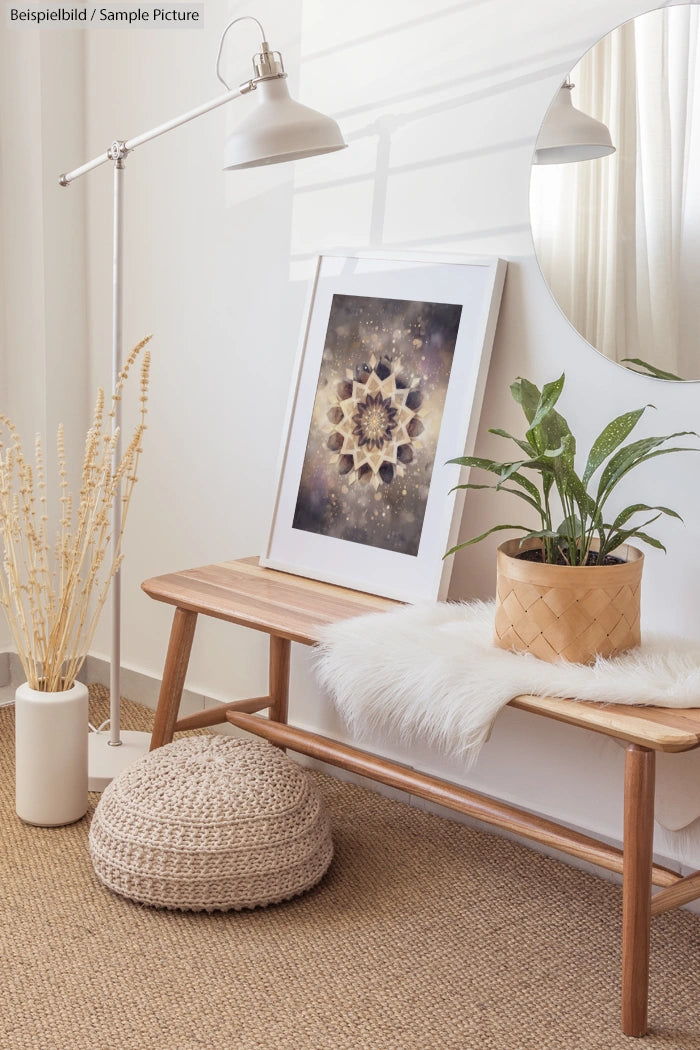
[110,152,124,752]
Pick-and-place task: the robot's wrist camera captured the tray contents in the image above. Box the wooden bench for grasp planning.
[142,556,700,1039]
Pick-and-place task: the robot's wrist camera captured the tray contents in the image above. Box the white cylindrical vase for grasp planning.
[15,680,89,826]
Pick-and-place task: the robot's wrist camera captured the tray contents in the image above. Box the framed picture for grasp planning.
[262,252,506,602]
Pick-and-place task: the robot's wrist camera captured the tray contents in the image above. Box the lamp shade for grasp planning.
[534,84,615,165]
[224,77,346,169]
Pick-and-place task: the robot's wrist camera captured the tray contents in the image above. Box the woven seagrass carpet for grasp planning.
[1,686,699,1050]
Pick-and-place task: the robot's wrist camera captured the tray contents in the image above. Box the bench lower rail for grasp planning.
[227,711,679,891]
[651,870,700,916]
[173,697,271,734]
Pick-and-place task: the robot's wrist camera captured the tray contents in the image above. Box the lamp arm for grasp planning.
[59,80,254,186]
[126,81,255,153]
[58,15,287,187]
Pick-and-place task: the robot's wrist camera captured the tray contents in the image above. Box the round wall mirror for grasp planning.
[530,4,700,382]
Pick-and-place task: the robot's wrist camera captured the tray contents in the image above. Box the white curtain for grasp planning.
[0,28,48,430]
[0,28,89,473]
[0,28,91,655]
[531,6,700,378]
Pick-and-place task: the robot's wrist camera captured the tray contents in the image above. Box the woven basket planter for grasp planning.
[494,537,643,664]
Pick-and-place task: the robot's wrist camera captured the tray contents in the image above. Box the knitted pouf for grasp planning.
[89,735,333,911]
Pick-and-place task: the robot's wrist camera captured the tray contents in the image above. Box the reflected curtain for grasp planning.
[530,6,700,377]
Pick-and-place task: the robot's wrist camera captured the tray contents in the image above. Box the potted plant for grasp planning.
[446,374,697,663]
[0,337,150,825]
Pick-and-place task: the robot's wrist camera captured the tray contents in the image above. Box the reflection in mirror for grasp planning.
[530,4,700,381]
[534,80,615,164]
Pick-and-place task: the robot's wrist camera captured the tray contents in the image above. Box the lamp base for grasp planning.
[88,729,151,792]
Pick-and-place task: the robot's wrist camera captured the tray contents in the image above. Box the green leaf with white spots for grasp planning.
[582,406,651,485]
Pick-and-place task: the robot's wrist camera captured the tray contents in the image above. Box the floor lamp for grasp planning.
[59,15,346,790]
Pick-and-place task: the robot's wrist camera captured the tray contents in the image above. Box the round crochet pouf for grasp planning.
[89,735,333,911]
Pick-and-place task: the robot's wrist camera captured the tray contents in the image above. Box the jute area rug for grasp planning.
[1,687,699,1050]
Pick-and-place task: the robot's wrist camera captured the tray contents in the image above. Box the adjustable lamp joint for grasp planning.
[109,140,129,166]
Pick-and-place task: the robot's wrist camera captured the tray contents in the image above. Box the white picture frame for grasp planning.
[262,252,506,602]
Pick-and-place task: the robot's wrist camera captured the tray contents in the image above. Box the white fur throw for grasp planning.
[313,601,700,768]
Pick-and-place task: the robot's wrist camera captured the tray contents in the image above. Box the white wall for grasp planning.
[4,0,700,867]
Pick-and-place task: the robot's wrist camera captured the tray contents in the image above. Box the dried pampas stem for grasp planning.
[0,335,151,692]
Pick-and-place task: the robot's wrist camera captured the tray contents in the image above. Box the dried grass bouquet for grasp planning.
[0,336,151,692]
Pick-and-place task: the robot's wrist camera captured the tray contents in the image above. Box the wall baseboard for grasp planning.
[83,654,203,719]
[0,651,10,689]
[0,651,28,704]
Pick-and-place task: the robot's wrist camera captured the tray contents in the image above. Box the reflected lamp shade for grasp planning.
[224,77,347,169]
[534,84,615,164]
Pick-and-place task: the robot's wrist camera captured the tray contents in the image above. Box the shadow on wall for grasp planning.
[289,6,600,260]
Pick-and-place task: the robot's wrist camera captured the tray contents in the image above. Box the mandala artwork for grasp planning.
[292,293,462,556]
[325,353,425,489]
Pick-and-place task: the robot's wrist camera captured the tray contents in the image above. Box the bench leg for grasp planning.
[268,636,290,724]
[622,744,656,1037]
[268,636,290,750]
[150,607,198,750]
